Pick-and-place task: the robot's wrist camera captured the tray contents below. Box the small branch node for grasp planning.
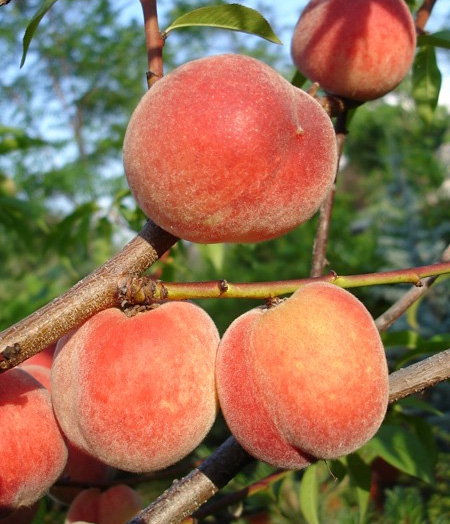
[264,296,284,309]
[328,270,338,281]
[146,70,162,82]
[218,279,229,295]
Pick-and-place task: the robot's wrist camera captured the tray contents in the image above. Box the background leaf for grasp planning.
[21,0,60,67]
[164,4,282,44]
[417,30,450,50]
[412,45,442,123]
[346,454,372,524]
[299,464,320,524]
[363,424,435,484]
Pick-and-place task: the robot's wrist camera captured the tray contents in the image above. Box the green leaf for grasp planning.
[418,30,450,50]
[412,45,442,124]
[21,0,60,67]
[363,424,435,484]
[299,464,320,524]
[381,329,421,349]
[346,454,372,524]
[291,70,307,89]
[164,4,282,45]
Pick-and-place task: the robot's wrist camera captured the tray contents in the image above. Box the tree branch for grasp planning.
[415,0,439,34]
[375,244,450,332]
[0,221,177,371]
[140,0,165,88]
[310,111,349,277]
[118,261,450,303]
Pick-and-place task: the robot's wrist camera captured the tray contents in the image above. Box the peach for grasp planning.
[216,283,389,468]
[19,343,55,369]
[123,53,337,244]
[65,485,142,524]
[18,364,51,390]
[291,0,416,101]
[0,368,68,516]
[51,302,219,473]
[50,442,116,505]
[15,355,114,504]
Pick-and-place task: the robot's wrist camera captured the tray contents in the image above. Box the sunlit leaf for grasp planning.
[299,464,320,524]
[21,0,60,67]
[164,4,282,44]
[412,45,442,123]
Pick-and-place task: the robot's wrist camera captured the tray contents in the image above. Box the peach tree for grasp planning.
[0,1,450,523]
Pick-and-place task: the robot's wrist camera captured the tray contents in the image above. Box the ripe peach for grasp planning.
[123,53,337,244]
[20,343,55,369]
[291,0,416,101]
[18,364,51,390]
[65,485,142,524]
[0,368,68,516]
[50,442,116,505]
[216,283,389,468]
[51,302,219,473]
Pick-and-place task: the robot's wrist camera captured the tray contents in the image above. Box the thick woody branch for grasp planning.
[0,221,177,372]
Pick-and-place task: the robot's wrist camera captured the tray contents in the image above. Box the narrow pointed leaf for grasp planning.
[299,464,320,524]
[164,4,282,45]
[418,30,450,50]
[412,45,442,123]
[291,70,307,89]
[346,454,372,524]
[21,0,60,67]
[363,424,434,484]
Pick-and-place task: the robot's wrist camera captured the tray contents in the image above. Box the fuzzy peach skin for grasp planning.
[123,53,337,244]
[0,368,68,516]
[18,343,55,369]
[50,442,116,505]
[14,353,115,506]
[216,283,389,467]
[216,309,313,470]
[291,0,416,101]
[17,364,52,390]
[65,485,142,524]
[51,302,219,473]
